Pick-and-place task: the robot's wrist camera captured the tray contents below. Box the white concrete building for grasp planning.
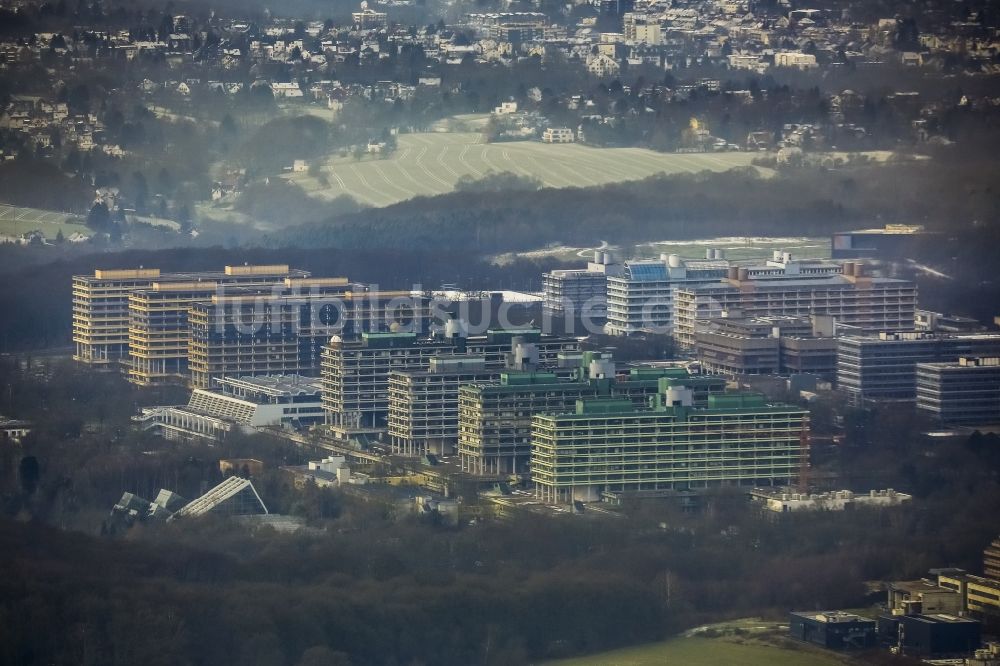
[751,488,912,512]
[774,52,818,69]
[135,374,324,442]
[604,252,731,336]
[541,127,575,143]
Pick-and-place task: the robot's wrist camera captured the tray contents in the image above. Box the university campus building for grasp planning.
[674,259,916,348]
[542,252,620,326]
[73,264,307,368]
[838,332,1000,405]
[134,374,324,443]
[73,265,424,388]
[191,285,428,389]
[916,356,1000,425]
[457,360,727,476]
[530,384,809,503]
[604,252,730,336]
[321,325,581,430]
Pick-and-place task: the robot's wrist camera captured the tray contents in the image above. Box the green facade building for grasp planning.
[531,387,809,503]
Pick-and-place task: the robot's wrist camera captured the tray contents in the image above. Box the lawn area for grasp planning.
[494,235,830,265]
[0,203,90,240]
[546,635,849,666]
[0,203,180,240]
[287,132,767,208]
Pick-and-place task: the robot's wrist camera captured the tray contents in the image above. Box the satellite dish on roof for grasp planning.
[360,1,368,8]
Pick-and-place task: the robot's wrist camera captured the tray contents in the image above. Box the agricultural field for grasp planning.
[286,132,766,208]
[548,619,850,666]
[0,204,90,241]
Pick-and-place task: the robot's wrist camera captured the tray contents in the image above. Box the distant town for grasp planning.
[1,0,998,244]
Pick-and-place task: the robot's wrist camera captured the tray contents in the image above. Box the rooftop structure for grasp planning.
[172,476,268,518]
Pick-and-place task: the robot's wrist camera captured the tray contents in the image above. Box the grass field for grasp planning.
[287,132,766,208]
[546,619,850,666]
[0,204,90,240]
[0,204,179,240]
[546,636,848,666]
[495,236,830,264]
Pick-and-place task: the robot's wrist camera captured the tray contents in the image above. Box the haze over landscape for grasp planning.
[2,0,1000,664]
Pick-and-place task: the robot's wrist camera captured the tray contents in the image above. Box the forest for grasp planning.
[1,355,999,665]
[270,129,1000,254]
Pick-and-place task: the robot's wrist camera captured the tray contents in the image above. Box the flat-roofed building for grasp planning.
[127,272,331,386]
[831,224,932,259]
[605,253,730,336]
[542,268,608,322]
[388,356,500,456]
[839,333,1000,406]
[459,365,726,476]
[467,12,548,42]
[73,267,164,365]
[877,613,982,657]
[887,580,964,617]
[531,387,809,503]
[936,571,1000,618]
[323,327,581,430]
[916,310,986,334]
[189,286,425,389]
[674,259,915,348]
[541,127,575,143]
[966,577,1000,616]
[135,374,324,442]
[790,611,876,650]
[916,357,1000,425]
[695,315,838,380]
[0,418,32,444]
[542,252,622,326]
[128,281,224,385]
[352,6,388,30]
[74,264,310,374]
